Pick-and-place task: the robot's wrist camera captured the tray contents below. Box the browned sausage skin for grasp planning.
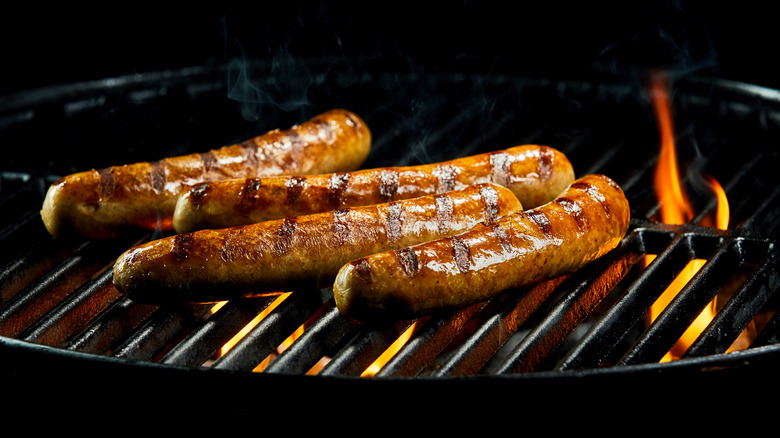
[113,183,523,304]
[40,109,371,239]
[333,174,630,324]
[173,144,575,233]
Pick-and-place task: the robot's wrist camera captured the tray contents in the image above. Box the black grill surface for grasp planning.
[1,60,778,418]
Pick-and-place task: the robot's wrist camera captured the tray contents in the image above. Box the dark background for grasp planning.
[1,1,778,95]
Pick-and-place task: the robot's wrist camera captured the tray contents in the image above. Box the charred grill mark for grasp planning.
[98,167,116,199]
[451,236,471,273]
[556,197,588,231]
[171,233,195,262]
[479,185,500,221]
[237,178,263,215]
[571,180,611,217]
[199,151,217,175]
[150,161,166,195]
[329,172,350,208]
[489,151,511,187]
[435,164,457,192]
[343,111,361,133]
[351,258,374,283]
[380,169,400,200]
[285,176,306,205]
[315,119,336,142]
[188,182,210,207]
[238,138,259,171]
[332,208,351,243]
[283,129,303,166]
[395,247,420,277]
[385,201,404,241]
[489,222,513,253]
[525,210,553,236]
[273,217,297,255]
[537,146,554,180]
[569,181,594,191]
[435,194,454,234]
[285,129,302,146]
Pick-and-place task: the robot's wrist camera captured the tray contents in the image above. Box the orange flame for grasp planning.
[217,292,292,358]
[360,318,427,377]
[648,73,730,362]
[652,75,695,226]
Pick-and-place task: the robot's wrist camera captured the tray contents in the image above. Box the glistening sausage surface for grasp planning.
[173,144,574,233]
[113,183,523,304]
[40,109,371,239]
[333,174,631,324]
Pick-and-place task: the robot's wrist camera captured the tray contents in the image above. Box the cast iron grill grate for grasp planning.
[0,60,778,386]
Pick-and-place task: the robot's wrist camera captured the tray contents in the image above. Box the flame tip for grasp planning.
[648,76,731,361]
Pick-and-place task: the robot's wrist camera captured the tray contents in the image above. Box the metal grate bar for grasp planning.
[160,296,279,368]
[684,240,778,357]
[548,226,684,371]
[739,183,780,237]
[262,299,355,375]
[0,237,133,338]
[428,277,566,377]
[376,304,486,377]
[19,268,119,347]
[211,289,329,372]
[482,237,643,375]
[553,254,646,368]
[618,234,737,365]
[752,309,780,347]
[63,296,158,355]
[317,319,415,377]
[0,233,82,305]
[112,304,214,361]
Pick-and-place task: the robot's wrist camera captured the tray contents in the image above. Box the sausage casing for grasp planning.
[113,183,523,304]
[333,174,631,324]
[40,109,371,239]
[173,144,574,233]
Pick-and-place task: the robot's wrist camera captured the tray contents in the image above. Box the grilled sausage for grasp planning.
[113,183,523,304]
[40,109,371,239]
[333,174,630,324]
[173,144,574,233]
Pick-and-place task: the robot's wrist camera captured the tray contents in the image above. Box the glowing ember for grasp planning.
[648,73,730,362]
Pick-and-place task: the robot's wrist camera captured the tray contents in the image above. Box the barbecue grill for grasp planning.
[2,2,780,421]
[1,56,778,419]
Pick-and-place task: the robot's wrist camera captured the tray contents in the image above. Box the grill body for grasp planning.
[1,60,778,417]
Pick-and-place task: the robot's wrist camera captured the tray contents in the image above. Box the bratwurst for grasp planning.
[40,109,371,239]
[173,144,574,233]
[113,183,523,304]
[333,174,630,324]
